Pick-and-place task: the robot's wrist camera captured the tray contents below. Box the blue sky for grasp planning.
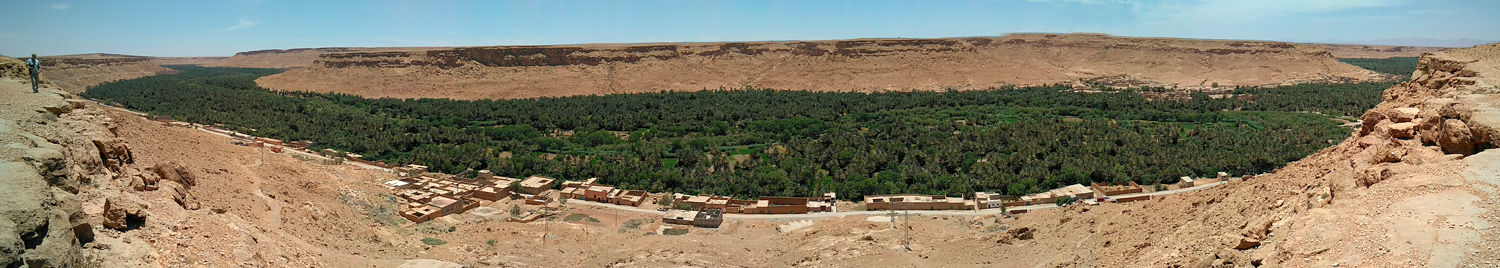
[2,0,1497,57]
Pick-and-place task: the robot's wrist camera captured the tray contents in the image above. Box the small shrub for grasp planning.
[421,238,447,246]
[486,239,496,246]
[563,213,591,222]
[1054,196,1077,206]
[663,228,689,236]
[622,219,644,229]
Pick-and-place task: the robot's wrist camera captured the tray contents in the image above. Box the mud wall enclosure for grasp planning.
[255,33,1390,100]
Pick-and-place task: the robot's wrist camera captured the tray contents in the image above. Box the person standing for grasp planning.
[25,54,41,93]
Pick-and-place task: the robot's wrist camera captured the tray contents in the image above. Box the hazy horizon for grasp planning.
[3,0,1498,57]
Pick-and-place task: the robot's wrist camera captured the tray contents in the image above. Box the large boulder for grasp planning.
[149,161,196,188]
[20,209,83,267]
[168,183,201,211]
[1359,110,1386,136]
[101,195,147,230]
[17,133,76,193]
[1388,122,1417,139]
[1390,107,1420,123]
[1439,119,1476,155]
[91,138,132,172]
[0,218,20,267]
[0,162,52,250]
[126,167,159,191]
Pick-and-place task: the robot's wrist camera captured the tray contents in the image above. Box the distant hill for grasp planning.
[250,33,1391,100]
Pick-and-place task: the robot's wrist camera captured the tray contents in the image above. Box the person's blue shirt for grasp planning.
[25,58,39,72]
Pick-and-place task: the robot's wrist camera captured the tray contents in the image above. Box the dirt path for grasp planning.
[238,152,404,268]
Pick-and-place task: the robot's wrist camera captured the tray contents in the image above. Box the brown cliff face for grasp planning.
[205,47,438,69]
[146,56,227,66]
[255,33,1390,100]
[37,54,174,93]
[1317,44,1451,58]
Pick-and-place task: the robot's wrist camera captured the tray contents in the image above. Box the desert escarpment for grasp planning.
[37,54,174,93]
[204,47,435,69]
[1317,44,1450,59]
[256,33,1391,100]
[146,56,227,66]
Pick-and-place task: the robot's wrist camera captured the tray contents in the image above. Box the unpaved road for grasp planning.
[569,181,1230,220]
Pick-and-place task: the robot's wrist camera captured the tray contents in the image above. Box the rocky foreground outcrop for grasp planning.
[37,54,174,93]
[1025,42,1500,267]
[255,33,1392,100]
[0,55,203,267]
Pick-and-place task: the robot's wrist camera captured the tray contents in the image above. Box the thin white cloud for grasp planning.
[51,4,71,10]
[213,18,263,33]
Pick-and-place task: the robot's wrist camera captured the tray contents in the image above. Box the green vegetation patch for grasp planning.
[420,238,447,246]
[85,66,1393,200]
[662,228,690,236]
[563,213,598,223]
[1338,57,1421,79]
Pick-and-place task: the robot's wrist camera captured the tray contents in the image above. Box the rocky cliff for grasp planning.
[1,56,141,267]
[1317,44,1450,59]
[1006,42,1500,267]
[255,33,1391,100]
[146,56,227,66]
[37,54,174,93]
[205,47,435,69]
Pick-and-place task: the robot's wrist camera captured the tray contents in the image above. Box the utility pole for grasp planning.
[904,204,911,251]
[549,211,555,248]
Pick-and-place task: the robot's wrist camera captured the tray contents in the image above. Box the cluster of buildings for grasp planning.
[386,168,522,223]
[557,178,649,207]
[666,193,836,215]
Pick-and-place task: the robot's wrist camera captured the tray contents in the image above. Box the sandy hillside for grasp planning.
[204,47,436,69]
[1317,44,1450,59]
[35,54,174,93]
[251,33,1391,100]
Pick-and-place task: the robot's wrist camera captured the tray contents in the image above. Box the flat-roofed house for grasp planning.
[1090,182,1144,197]
[428,196,465,217]
[694,209,724,228]
[742,197,810,214]
[584,185,615,202]
[723,199,757,214]
[525,193,552,205]
[663,210,698,225]
[559,187,585,199]
[609,190,648,207]
[400,205,442,223]
[864,195,968,211]
[806,200,832,212]
[684,195,713,210]
[473,186,510,201]
[973,192,1013,209]
[519,176,556,195]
